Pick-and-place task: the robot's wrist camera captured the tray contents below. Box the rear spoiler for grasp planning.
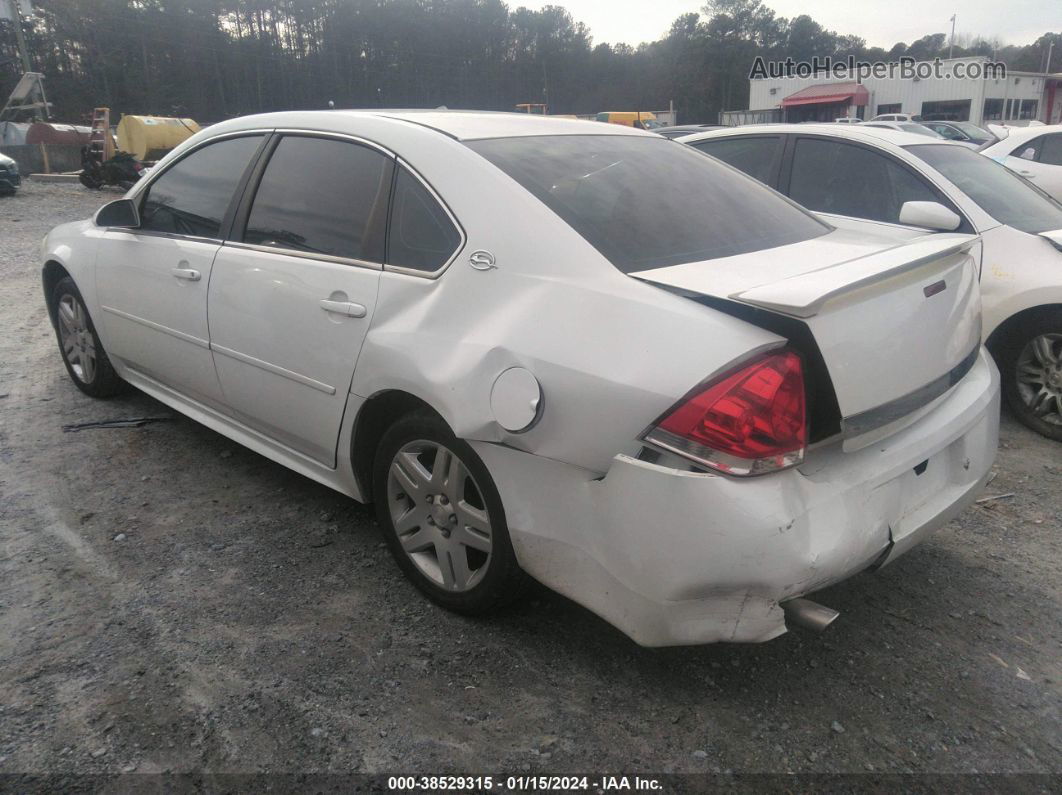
[731,235,979,318]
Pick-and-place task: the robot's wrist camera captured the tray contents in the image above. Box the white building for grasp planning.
[744,56,1061,126]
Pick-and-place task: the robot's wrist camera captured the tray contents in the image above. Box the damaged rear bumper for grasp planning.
[473,349,1000,646]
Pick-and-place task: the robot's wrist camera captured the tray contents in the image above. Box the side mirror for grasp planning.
[898,201,962,232]
[94,198,140,228]
[1019,147,1037,161]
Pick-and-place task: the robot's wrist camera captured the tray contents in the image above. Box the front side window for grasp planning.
[244,136,393,262]
[140,135,263,238]
[907,143,1062,234]
[468,135,827,273]
[788,138,939,225]
[689,136,781,185]
[387,166,462,272]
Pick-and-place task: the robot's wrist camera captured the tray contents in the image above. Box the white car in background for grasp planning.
[41,111,998,646]
[980,123,1062,202]
[680,124,1062,440]
[863,121,945,139]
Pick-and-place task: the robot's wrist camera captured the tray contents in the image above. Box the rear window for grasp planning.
[907,143,1062,234]
[466,135,828,272]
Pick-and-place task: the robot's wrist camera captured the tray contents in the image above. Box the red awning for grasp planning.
[781,82,869,107]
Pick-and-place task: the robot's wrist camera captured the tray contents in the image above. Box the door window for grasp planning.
[689,136,781,185]
[1038,134,1062,166]
[139,135,263,238]
[244,136,394,263]
[387,166,462,272]
[788,138,939,225]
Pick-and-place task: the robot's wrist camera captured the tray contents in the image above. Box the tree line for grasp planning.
[1,0,1058,125]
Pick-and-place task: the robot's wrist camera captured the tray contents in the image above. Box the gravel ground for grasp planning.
[0,182,1060,787]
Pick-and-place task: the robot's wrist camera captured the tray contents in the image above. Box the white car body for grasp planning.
[980,123,1062,202]
[42,111,998,646]
[863,121,945,139]
[677,124,1062,360]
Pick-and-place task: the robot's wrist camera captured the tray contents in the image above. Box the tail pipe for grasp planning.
[782,598,839,633]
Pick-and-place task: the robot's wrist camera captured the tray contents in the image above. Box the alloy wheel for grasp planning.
[386,440,493,592]
[1016,332,1062,428]
[57,294,97,384]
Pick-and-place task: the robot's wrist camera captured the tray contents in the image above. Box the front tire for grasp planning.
[51,276,125,397]
[998,310,1062,441]
[372,411,529,614]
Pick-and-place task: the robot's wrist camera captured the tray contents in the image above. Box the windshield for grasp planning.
[900,123,943,138]
[907,143,1062,234]
[951,122,994,143]
[467,135,828,272]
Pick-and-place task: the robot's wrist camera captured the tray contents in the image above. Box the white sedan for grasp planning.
[42,111,998,646]
[680,123,1062,441]
[980,123,1062,202]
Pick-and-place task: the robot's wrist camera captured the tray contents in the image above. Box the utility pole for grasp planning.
[948,14,956,60]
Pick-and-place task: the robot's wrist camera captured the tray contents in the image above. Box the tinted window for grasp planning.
[1010,136,1043,160]
[468,135,827,273]
[690,136,780,184]
[1039,134,1062,166]
[140,135,262,238]
[907,143,1062,234]
[244,136,393,262]
[789,138,939,224]
[387,166,461,272]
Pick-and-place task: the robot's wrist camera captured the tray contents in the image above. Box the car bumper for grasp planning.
[473,348,1000,646]
[0,171,21,191]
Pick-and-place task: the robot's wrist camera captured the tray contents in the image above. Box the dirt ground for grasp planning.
[1,182,1060,787]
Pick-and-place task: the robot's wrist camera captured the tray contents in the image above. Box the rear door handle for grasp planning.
[319,299,367,318]
[171,267,201,281]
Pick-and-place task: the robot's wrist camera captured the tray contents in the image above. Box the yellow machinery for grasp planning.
[116,115,201,160]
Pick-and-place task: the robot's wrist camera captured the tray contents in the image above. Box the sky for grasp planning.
[518,0,1061,50]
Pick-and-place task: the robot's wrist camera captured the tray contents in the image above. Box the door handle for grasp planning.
[171,267,201,281]
[1018,170,1035,177]
[319,298,367,318]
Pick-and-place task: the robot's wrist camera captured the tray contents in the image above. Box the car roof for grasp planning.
[203,109,649,142]
[677,123,968,149]
[992,123,1061,142]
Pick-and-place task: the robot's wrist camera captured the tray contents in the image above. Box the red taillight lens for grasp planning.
[644,350,806,476]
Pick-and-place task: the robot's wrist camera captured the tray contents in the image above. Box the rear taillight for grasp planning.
[643,349,806,476]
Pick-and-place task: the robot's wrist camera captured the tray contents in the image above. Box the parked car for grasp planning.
[0,150,21,194]
[654,124,723,139]
[833,117,863,124]
[42,111,998,646]
[980,124,1062,202]
[595,111,659,129]
[920,120,997,148]
[863,121,945,138]
[680,123,1062,439]
[871,113,918,122]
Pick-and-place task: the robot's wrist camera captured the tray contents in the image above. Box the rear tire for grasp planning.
[372,411,529,614]
[51,277,126,398]
[997,310,1062,441]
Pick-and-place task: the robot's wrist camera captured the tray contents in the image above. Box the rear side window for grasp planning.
[244,136,393,262]
[468,135,827,273]
[689,136,781,185]
[788,138,939,225]
[387,166,462,272]
[140,135,262,238]
[1040,134,1062,166]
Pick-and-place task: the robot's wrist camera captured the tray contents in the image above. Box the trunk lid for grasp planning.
[632,228,982,449]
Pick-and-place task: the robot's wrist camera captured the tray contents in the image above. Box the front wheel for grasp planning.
[51,277,125,397]
[373,411,529,614]
[998,311,1062,441]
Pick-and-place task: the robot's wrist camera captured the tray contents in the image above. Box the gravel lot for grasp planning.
[1,182,1060,786]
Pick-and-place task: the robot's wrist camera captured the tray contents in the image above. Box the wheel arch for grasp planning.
[350,389,446,501]
[41,259,72,324]
[985,303,1062,354]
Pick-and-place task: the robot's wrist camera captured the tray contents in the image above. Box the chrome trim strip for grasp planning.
[222,240,383,271]
[100,305,210,349]
[210,343,336,395]
[841,345,980,438]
